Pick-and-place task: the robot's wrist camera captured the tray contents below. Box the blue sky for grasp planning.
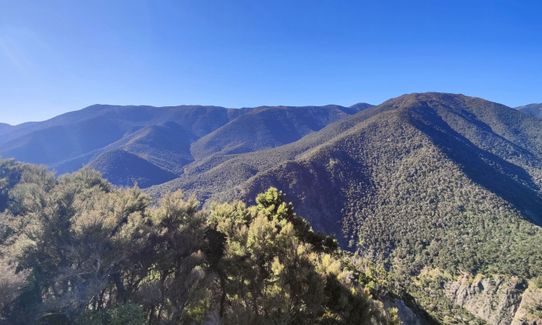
[1,0,541,125]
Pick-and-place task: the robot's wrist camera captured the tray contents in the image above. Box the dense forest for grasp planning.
[0,159,398,324]
[143,93,542,324]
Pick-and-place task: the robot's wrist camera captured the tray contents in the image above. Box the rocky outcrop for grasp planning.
[383,295,438,325]
[512,285,542,325]
[445,274,530,325]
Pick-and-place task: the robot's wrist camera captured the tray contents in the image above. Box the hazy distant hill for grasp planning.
[191,105,363,159]
[0,105,239,187]
[0,123,11,134]
[349,102,374,111]
[88,149,178,187]
[517,103,542,118]
[0,104,366,187]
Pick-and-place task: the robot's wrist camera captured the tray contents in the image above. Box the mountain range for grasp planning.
[0,104,367,187]
[2,93,542,323]
[3,94,542,234]
[150,94,542,231]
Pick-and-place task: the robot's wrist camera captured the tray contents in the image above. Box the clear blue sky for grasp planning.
[1,0,541,125]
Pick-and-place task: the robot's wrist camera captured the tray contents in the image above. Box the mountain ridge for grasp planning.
[149,93,542,271]
[2,92,542,324]
[518,103,542,119]
[0,103,364,187]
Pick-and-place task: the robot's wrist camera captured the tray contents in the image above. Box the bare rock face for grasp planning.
[512,285,542,325]
[383,296,435,325]
[446,274,527,325]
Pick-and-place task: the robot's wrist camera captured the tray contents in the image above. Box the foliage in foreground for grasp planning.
[0,160,397,324]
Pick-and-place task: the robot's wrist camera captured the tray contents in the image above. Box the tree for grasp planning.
[0,161,397,325]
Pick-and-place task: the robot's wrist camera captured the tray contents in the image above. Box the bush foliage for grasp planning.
[0,160,397,324]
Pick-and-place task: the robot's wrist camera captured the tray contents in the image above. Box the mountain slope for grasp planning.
[90,121,196,175]
[518,103,542,119]
[0,104,361,187]
[0,105,237,172]
[149,104,385,201]
[191,105,363,159]
[1,117,130,166]
[0,123,11,139]
[150,93,542,273]
[148,92,542,323]
[3,93,542,323]
[349,102,373,111]
[87,149,177,187]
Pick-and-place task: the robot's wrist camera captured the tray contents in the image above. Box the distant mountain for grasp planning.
[349,102,373,110]
[0,105,239,181]
[0,104,363,187]
[0,123,11,134]
[191,105,361,159]
[88,149,177,187]
[517,103,542,118]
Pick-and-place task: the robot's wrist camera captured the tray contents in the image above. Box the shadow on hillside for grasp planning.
[409,107,542,225]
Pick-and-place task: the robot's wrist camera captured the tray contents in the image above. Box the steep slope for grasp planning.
[156,93,542,231]
[190,105,364,159]
[0,105,236,170]
[240,94,542,237]
[150,104,384,200]
[149,93,542,323]
[518,103,542,119]
[0,104,361,187]
[149,94,542,273]
[87,121,196,175]
[87,149,177,187]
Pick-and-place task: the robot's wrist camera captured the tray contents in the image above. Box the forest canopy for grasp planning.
[0,159,397,324]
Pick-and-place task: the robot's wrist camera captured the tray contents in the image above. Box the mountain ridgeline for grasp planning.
[2,93,542,324]
[518,103,542,119]
[0,104,367,187]
[149,93,542,323]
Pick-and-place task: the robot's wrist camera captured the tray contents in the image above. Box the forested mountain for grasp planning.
[0,105,238,178]
[2,93,542,324]
[152,93,542,229]
[0,160,400,324]
[150,93,542,324]
[190,105,360,159]
[518,103,542,119]
[0,104,364,187]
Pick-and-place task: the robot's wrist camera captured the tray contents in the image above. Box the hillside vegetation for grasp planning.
[0,104,364,188]
[0,160,398,324]
[3,93,542,323]
[149,93,542,323]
